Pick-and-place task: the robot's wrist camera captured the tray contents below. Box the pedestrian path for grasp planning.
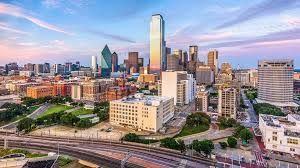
[253,150,266,167]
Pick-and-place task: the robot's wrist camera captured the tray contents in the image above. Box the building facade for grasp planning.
[196,65,214,85]
[218,87,237,119]
[259,114,300,155]
[109,93,174,132]
[207,50,219,76]
[257,60,295,107]
[195,86,209,112]
[27,86,53,99]
[158,71,196,106]
[149,14,166,74]
[100,45,112,77]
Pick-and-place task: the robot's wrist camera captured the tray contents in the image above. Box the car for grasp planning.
[263,156,270,160]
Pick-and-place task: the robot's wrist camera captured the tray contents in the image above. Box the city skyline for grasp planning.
[0,0,300,68]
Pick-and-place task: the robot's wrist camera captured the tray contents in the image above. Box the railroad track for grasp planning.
[0,131,217,167]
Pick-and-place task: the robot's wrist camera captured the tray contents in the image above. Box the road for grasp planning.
[241,90,258,128]
[0,103,51,130]
[0,133,216,168]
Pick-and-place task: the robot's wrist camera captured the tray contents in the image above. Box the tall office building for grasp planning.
[100,45,112,77]
[182,51,188,70]
[150,14,166,74]
[189,46,198,62]
[208,50,219,76]
[167,54,180,71]
[257,60,296,107]
[196,65,214,85]
[126,52,139,74]
[111,52,118,72]
[43,63,50,73]
[158,71,196,106]
[174,49,183,64]
[34,64,44,75]
[91,56,98,72]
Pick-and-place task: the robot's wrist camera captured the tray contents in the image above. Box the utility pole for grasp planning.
[4,138,7,149]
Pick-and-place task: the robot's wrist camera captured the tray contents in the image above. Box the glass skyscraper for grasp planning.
[101,44,112,77]
[150,14,166,74]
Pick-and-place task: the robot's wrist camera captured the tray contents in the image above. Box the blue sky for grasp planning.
[0,0,300,68]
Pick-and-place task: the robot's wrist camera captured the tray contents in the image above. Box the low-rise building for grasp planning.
[109,93,174,132]
[27,86,53,99]
[138,74,158,84]
[259,114,300,155]
[71,85,82,100]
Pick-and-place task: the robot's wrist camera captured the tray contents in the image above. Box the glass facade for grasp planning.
[150,14,166,74]
[101,44,112,77]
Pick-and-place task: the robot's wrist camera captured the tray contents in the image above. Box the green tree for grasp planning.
[219,142,228,149]
[60,113,79,126]
[160,138,185,151]
[253,103,284,116]
[240,128,253,144]
[191,140,214,156]
[227,136,237,148]
[17,117,34,132]
[123,133,140,142]
[177,139,186,153]
[186,112,211,127]
[233,124,246,138]
[76,118,92,128]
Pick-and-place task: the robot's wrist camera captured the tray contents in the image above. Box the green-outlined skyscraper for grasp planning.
[100,44,112,77]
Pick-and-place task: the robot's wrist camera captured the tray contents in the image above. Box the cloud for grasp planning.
[216,0,300,29]
[0,22,29,34]
[0,2,71,35]
[202,28,300,49]
[88,30,136,43]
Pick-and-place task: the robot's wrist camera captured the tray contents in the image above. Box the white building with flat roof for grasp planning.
[158,71,196,106]
[259,114,300,155]
[109,93,174,132]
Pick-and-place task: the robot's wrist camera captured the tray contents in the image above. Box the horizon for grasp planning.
[0,0,300,68]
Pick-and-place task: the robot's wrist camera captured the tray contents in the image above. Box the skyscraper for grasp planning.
[91,56,98,72]
[100,44,112,77]
[174,49,183,64]
[150,14,166,74]
[257,59,296,107]
[208,50,219,75]
[111,52,118,72]
[189,46,198,62]
[126,52,139,74]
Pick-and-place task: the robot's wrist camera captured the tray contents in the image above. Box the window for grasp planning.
[287,138,298,145]
[272,132,277,135]
[272,136,277,141]
[290,148,295,152]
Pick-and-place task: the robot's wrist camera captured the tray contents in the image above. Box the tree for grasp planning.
[240,128,253,144]
[76,118,92,128]
[123,133,140,143]
[227,136,237,148]
[219,142,228,149]
[186,112,211,127]
[233,124,246,138]
[218,117,237,129]
[253,103,284,116]
[17,117,34,132]
[60,113,79,126]
[160,138,185,151]
[191,140,214,156]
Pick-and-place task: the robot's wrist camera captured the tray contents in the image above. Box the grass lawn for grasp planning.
[71,108,93,116]
[175,124,209,138]
[38,105,72,118]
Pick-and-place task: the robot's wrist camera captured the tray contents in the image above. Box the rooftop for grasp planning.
[112,93,172,106]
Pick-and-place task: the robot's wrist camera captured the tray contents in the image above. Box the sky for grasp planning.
[0,0,300,68]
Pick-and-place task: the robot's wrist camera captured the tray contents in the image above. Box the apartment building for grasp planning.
[195,86,209,113]
[259,114,300,155]
[27,86,53,99]
[109,93,174,132]
[218,87,237,119]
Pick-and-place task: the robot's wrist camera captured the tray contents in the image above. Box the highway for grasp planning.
[0,132,217,168]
